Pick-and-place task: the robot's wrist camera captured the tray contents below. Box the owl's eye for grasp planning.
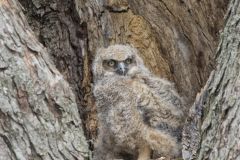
[107,60,116,67]
[125,58,132,64]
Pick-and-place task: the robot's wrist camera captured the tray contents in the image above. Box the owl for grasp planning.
[92,44,185,160]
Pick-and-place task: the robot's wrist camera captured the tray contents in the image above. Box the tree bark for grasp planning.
[183,0,240,159]
[0,0,88,159]
[18,0,95,139]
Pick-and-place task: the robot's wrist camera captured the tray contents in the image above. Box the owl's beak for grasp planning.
[117,62,127,76]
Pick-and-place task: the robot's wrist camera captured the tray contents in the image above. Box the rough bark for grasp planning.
[183,0,240,159]
[0,0,88,160]
[18,0,95,139]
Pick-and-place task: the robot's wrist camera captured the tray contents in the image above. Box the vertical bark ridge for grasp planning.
[183,1,240,159]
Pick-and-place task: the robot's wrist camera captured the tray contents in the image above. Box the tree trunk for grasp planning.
[183,0,240,159]
[0,0,88,159]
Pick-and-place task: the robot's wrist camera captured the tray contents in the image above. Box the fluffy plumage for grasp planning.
[92,44,185,160]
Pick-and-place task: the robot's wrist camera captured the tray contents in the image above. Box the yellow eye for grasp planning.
[108,60,115,67]
[125,58,132,64]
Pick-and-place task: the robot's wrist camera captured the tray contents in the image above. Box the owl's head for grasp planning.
[93,44,149,82]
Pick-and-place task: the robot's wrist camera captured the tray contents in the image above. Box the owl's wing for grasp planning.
[137,101,183,142]
[141,74,186,111]
[135,76,185,141]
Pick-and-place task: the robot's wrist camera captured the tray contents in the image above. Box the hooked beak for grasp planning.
[116,62,127,76]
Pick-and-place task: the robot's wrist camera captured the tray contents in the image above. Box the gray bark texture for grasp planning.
[183,0,240,159]
[0,0,88,160]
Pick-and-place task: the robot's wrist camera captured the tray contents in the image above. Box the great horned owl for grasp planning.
[92,44,185,160]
